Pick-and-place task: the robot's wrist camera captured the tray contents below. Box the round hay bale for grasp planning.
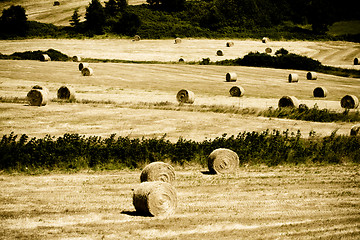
[216,50,223,56]
[57,86,75,100]
[350,124,360,136]
[262,37,269,43]
[133,181,177,217]
[265,47,272,53]
[72,56,81,62]
[354,58,359,65]
[176,89,195,104]
[340,95,359,109]
[178,58,185,63]
[226,42,234,47]
[313,87,328,98]
[307,72,318,80]
[27,89,48,106]
[81,67,93,76]
[278,96,300,108]
[288,73,299,83]
[140,162,175,183]
[40,54,51,62]
[226,72,237,82]
[174,37,181,44]
[53,1,60,6]
[78,62,89,71]
[229,86,245,97]
[208,148,239,174]
[133,35,141,41]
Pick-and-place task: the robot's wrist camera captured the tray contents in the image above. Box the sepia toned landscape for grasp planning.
[1,0,360,239]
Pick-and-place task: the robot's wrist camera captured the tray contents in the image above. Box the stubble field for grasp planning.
[1,38,360,239]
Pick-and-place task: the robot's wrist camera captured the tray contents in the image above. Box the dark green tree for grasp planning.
[0,5,28,36]
[105,0,127,15]
[146,0,185,11]
[85,0,106,34]
[110,11,141,36]
[306,0,336,34]
[69,9,81,28]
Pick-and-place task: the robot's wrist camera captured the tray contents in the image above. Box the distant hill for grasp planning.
[0,0,146,26]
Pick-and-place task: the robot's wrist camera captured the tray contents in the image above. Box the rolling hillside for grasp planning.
[0,0,146,26]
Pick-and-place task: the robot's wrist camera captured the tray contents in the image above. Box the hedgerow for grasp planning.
[1,131,359,173]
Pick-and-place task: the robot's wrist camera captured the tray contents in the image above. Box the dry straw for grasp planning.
[40,54,51,62]
[226,72,237,82]
[350,125,360,136]
[226,42,234,47]
[57,86,75,100]
[78,62,89,71]
[265,47,272,53]
[133,181,177,217]
[278,96,300,108]
[313,87,328,98]
[354,58,359,65]
[81,67,93,76]
[307,72,317,80]
[208,148,239,174]
[341,95,359,109]
[72,56,81,62]
[288,73,299,83]
[140,162,175,183]
[176,89,195,104]
[174,37,181,44]
[216,50,224,56]
[229,86,245,97]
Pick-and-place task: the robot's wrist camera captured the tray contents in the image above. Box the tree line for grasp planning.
[0,0,359,38]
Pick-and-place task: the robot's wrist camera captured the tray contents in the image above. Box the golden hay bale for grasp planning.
[226,72,237,82]
[176,89,195,104]
[140,162,175,183]
[133,181,177,217]
[40,54,51,62]
[174,37,182,44]
[313,87,328,98]
[133,35,141,41]
[307,72,318,80]
[226,42,234,47]
[178,58,185,63]
[27,89,48,106]
[78,62,89,71]
[350,125,360,136]
[262,37,269,43]
[216,50,224,56]
[229,86,245,97]
[53,1,60,6]
[354,58,359,65]
[81,67,93,76]
[208,148,239,174]
[32,85,49,95]
[288,73,299,83]
[341,95,359,109]
[278,96,300,108]
[57,86,75,100]
[72,56,81,62]
[265,47,272,53]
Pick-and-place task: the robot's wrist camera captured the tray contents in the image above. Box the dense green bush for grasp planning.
[1,130,359,172]
[1,49,70,61]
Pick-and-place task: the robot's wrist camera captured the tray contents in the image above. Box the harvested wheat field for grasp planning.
[0,165,359,239]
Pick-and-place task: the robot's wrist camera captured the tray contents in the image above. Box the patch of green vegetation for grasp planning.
[1,130,359,173]
[0,48,70,61]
